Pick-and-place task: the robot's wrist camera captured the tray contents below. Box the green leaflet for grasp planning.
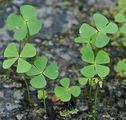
[54,78,80,102]
[30,75,47,89]
[81,45,94,63]
[95,50,110,64]
[3,43,36,73]
[79,78,89,85]
[93,13,109,30]
[6,13,23,30]
[79,23,97,39]
[4,43,19,57]
[120,23,126,33]
[20,5,36,19]
[60,78,70,88]
[6,5,42,41]
[115,13,126,23]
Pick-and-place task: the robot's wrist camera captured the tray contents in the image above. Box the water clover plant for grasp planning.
[114,59,126,77]
[79,77,103,88]
[74,13,116,119]
[3,43,36,73]
[115,13,126,33]
[3,5,43,103]
[80,45,110,78]
[75,13,118,48]
[38,90,47,110]
[6,5,42,40]
[26,56,59,89]
[54,78,81,102]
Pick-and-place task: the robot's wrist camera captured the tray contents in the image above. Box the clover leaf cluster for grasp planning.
[75,13,118,48]
[79,77,103,88]
[3,5,43,75]
[38,90,47,99]
[3,43,36,73]
[114,59,126,77]
[74,13,115,83]
[26,56,59,88]
[3,5,60,107]
[115,13,126,33]
[54,78,81,102]
[74,13,118,116]
[3,5,60,90]
[3,5,122,117]
[80,45,110,78]
[7,5,42,40]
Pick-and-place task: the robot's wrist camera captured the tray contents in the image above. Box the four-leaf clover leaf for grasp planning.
[54,78,81,102]
[6,5,42,40]
[75,13,118,48]
[26,56,59,89]
[80,45,110,78]
[115,13,126,33]
[114,59,126,77]
[3,43,36,73]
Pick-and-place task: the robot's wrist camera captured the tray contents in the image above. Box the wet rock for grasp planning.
[87,0,95,5]
[13,90,23,100]
[0,12,4,28]
[6,103,20,111]
[109,107,118,117]
[12,0,25,6]
[3,84,11,89]
[77,102,88,112]
[115,90,122,97]
[32,108,46,118]
[87,0,116,8]
[0,108,5,116]
[9,82,22,89]
[0,91,4,98]
[101,114,116,120]
[120,112,126,120]
[60,53,71,61]
[16,113,25,120]
[117,99,125,109]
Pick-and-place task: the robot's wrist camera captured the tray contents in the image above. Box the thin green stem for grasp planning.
[94,84,99,119]
[42,89,46,110]
[24,79,31,103]
[19,40,22,53]
[26,26,31,43]
[88,78,93,110]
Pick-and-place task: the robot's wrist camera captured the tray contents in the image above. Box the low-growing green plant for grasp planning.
[3,43,36,73]
[75,13,118,48]
[26,55,59,109]
[2,4,124,118]
[115,13,126,33]
[75,13,118,119]
[3,5,42,103]
[38,90,47,109]
[80,45,110,78]
[6,5,42,40]
[114,59,126,77]
[115,59,126,107]
[59,108,79,117]
[110,2,126,46]
[110,0,126,16]
[26,56,59,89]
[54,78,81,102]
[2,5,59,110]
